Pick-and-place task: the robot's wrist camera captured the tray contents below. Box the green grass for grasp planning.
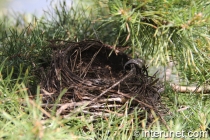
[0,71,209,139]
[0,0,210,139]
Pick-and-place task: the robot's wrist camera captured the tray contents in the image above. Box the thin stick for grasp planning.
[88,67,135,105]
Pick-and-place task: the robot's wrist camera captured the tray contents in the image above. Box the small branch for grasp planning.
[161,62,210,93]
[170,84,210,93]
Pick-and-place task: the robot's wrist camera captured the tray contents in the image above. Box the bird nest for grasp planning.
[39,39,167,124]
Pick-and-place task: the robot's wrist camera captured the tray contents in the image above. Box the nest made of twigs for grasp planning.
[39,39,168,124]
